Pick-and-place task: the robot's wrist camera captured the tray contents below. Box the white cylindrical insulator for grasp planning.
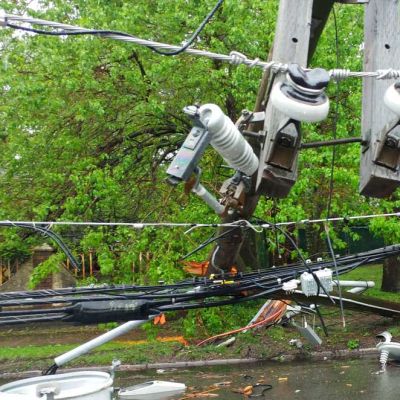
[198,104,259,176]
[384,83,400,116]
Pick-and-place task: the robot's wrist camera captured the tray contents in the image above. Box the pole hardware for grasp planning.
[166,106,210,185]
[374,120,400,172]
[301,137,364,149]
[359,0,400,198]
[266,119,301,171]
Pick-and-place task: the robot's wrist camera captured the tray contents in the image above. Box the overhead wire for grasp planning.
[325,5,346,328]
[0,212,400,229]
[2,12,400,82]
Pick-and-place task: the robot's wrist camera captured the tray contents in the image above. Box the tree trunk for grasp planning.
[381,256,400,292]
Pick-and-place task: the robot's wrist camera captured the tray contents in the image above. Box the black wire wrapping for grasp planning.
[0,222,80,270]
[0,244,398,326]
[5,0,224,56]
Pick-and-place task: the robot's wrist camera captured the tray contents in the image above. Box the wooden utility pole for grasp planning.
[208,0,335,272]
[256,0,314,198]
[359,0,400,292]
[359,0,400,197]
[210,0,400,273]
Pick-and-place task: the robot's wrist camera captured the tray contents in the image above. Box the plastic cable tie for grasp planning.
[132,223,144,229]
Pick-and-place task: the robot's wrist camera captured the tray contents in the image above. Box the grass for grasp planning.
[0,340,185,373]
[1,263,399,373]
[341,264,400,303]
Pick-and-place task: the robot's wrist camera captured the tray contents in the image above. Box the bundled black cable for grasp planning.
[0,222,80,270]
[0,244,398,326]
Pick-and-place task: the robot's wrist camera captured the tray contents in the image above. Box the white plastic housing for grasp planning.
[384,83,400,116]
[119,381,186,400]
[0,372,113,400]
[300,269,333,296]
[271,82,330,123]
[199,104,259,176]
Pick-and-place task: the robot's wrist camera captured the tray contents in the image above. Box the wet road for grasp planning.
[116,358,399,399]
[0,358,398,399]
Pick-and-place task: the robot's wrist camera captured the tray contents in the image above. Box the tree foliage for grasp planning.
[0,1,398,288]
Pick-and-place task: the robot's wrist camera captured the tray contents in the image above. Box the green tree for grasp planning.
[0,1,397,291]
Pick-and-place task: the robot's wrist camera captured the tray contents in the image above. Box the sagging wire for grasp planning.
[5,0,224,57]
[252,217,335,304]
[0,221,80,270]
[149,0,224,56]
[1,211,399,230]
[181,226,240,261]
[0,247,398,326]
[2,12,400,81]
[325,6,346,328]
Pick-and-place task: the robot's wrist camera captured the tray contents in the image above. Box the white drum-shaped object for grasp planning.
[0,371,113,400]
[271,82,330,123]
[119,381,186,400]
[384,83,400,116]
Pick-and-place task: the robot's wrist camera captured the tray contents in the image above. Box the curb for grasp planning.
[0,348,380,380]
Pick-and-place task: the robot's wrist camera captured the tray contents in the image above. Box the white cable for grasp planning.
[1,211,399,230]
[3,13,400,82]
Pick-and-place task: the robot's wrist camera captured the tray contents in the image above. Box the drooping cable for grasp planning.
[325,6,346,328]
[0,221,80,270]
[3,12,400,80]
[0,212,399,229]
[6,0,224,57]
[252,217,335,304]
[148,0,224,56]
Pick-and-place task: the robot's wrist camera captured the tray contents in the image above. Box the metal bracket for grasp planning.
[374,120,400,171]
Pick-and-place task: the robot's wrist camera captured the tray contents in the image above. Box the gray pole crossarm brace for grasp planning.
[359,0,400,198]
[54,319,151,367]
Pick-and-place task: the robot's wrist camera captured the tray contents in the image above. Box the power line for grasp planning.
[2,12,400,82]
[1,212,399,230]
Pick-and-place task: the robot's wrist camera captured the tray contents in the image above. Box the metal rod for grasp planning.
[301,137,364,149]
[54,319,151,367]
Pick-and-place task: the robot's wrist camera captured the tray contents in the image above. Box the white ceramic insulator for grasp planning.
[198,104,259,176]
[379,350,389,370]
[271,82,330,123]
[384,83,400,116]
